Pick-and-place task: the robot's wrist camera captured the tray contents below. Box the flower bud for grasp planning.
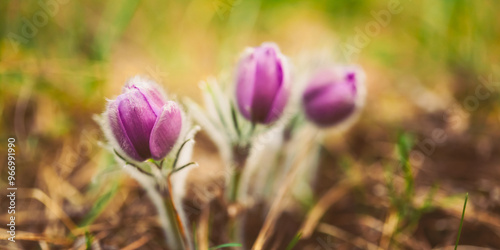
[302,66,365,127]
[235,43,290,124]
[106,77,182,161]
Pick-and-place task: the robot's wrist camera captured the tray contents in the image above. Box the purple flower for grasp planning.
[106,77,182,162]
[235,43,290,124]
[302,66,364,127]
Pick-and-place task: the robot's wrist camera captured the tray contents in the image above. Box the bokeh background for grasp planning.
[1,0,500,249]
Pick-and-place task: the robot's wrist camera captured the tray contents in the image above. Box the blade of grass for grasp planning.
[209,243,242,249]
[85,231,93,250]
[79,181,119,227]
[397,133,414,201]
[285,232,302,250]
[454,193,468,250]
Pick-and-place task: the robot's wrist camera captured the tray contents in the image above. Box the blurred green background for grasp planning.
[1,0,499,139]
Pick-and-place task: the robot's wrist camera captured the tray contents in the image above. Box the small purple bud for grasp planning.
[106,77,182,161]
[235,43,290,124]
[303,66,364,127]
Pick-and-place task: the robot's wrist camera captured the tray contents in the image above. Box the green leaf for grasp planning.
[209,243,242,249]
[173,139,194,169]
[172,162,197,175]
[230,101,241,138]
[397,132,413,163]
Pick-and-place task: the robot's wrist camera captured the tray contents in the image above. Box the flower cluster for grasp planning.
[103,44,365,165]
[234,43,365,128]
[99,42,366,250]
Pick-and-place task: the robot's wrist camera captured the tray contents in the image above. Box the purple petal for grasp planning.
[250,45,283,122]
[123,77,167,116]
[149,101,182,160]
[236,52,256,120]
[118,89,157,160]
[265,85,288,124]
[107,98,144,161]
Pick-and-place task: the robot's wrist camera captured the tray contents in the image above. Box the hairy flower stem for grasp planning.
[226,144,250,246]
[228,168,242,244]
[229,169,242,203]
[162,187,187,250]
[227,144,250,203]
[123,166,187,249]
